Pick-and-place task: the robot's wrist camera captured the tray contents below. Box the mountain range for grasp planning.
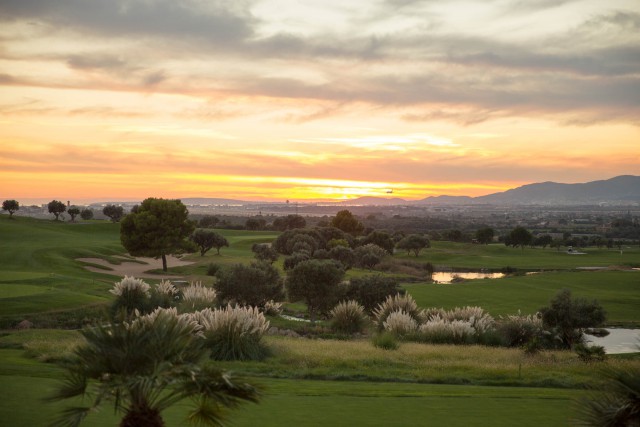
[346,175,640,206]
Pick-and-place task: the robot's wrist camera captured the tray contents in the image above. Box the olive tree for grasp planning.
[120,198,195,271]
[67,206,81,222]
[191,229,228,256]
[286,259,345,321]
[48,200,66,220]
[2,199,19,218]
[214,262,284,308]
[103,204,125,222]
[396,234,430,257]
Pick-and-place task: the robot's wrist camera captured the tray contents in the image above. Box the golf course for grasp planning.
[1,215,639,426]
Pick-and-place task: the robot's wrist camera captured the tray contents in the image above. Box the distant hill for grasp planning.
[409,175,640,206]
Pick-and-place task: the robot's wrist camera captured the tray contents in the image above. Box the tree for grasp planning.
[362,231,395,254]
[245,217,266,230]
[67,206,81,222]
[103,204,125,222]
[331,210,364,235]
[346,275,404,313]
[48,200,66,221]
[539,288,606,349]
[475,227,495,245]
[396,234,430,257]
[49,309,259,427]
[2,199,19,218]
[80,208,94,220]
[191,229,227,256]
[286,259,345,321]
[507,226,533,250]
[214,262,284,308]
[272,214,306,231]
[120,198,195,271]
[534,234,553,249]
[199,215,219,228]
[252,243,279,264]
[354,243,388,269]
[329,245,355,270]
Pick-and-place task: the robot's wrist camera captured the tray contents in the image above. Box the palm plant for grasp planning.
[48,308,259,427]
[575,365,640,426]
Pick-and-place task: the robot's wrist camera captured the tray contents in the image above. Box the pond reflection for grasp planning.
[432,272,505,284]
[585,329,640,354]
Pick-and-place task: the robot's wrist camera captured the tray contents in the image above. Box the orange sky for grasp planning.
[1,0,639,203]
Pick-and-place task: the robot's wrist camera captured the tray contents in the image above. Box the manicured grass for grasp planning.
[399,241,640,270]
[404,270,640,325]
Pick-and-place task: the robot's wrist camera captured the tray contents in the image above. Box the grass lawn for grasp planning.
[404,270,640,325]
[398,241,640,270]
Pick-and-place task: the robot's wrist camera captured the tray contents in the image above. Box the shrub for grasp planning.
[345,275,404,313]
[195,305,270,361]
[373,294,424,330]
[206,263,221,276]
[214,262,284,308]
[372,331,399,350]
[417,315,475,344]
[329,300,368,334]
[496,312,543,347]
[180,282,217,312]
[574,343,607,363]
[539,288,606,349]
[383,310,418,336]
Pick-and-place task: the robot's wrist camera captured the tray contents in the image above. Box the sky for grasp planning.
[1,0,639,204]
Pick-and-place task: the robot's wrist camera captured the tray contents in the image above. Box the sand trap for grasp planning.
[77,255,193,279]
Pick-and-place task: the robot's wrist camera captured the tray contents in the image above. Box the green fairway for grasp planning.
[399,241,640,270]
[404,270,640,324]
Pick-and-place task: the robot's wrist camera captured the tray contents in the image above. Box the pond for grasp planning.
[432,272,505,284]
[585,328,640,354]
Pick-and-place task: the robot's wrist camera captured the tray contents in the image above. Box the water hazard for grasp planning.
[432,272,505,284]
[585,329,640,354]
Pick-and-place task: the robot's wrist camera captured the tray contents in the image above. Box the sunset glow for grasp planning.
[1,0,638,203]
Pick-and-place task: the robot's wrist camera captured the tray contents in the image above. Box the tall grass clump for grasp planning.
[417,315,475,344]
[383,310,418,337]
[109,276,151,318]
[329,300,368,334]
[150,279,179,309]
[373,294,424,330]
[195,305,270,361]
[440,306,495,335]
[180,281,218,312]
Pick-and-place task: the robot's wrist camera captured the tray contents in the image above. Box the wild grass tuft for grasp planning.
[329,300,368,334]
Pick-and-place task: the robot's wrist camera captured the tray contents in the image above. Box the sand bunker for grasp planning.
[77,255,193,279]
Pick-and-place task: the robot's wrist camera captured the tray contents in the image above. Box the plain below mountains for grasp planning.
[348,175,640,206]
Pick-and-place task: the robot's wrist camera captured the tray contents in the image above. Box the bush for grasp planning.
[345,275,404,313]
[496,312,543,347]
[372,331,399,350]
[194,305,270,361]
[252,243,279,264]
[373,294,424,330]
[382,310,418,336]
[539,288,606,349]
[214,262,284,308]
[574,343,607,362]
[206,263,222,276]
[329,300,368,334]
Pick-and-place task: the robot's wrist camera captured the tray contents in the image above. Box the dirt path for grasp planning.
[77,255,193,279]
